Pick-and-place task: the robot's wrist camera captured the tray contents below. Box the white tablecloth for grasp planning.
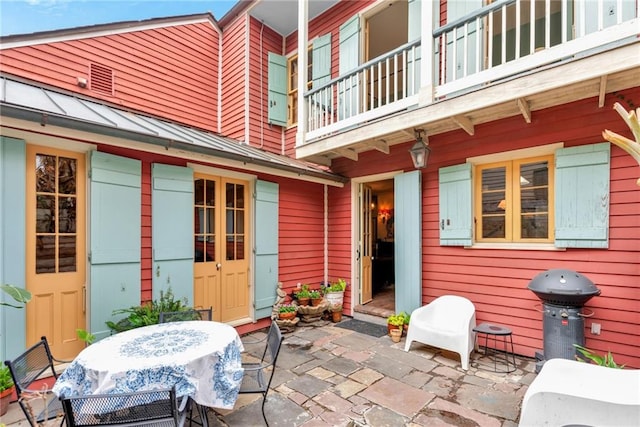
[53,321,244,409]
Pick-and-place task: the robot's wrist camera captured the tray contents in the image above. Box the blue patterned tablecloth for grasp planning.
[53,321,244,409]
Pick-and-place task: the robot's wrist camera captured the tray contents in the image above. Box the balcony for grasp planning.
[298,0,639,162]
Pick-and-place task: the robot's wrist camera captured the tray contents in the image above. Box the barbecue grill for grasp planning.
[527,269,600,372]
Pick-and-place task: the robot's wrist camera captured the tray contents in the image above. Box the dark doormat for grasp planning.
[335,319,388,338]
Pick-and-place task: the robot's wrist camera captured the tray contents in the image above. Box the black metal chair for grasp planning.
[61,386,188,427]
[4,336,69,427]
[238,322,284,426]
[158,307,213,323]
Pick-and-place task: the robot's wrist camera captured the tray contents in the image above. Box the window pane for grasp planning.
[205,180,215,207]
[194,179,204,205]
[226,183,234,207]
[58,157,76,194]
[236,211,244,234]
[521,188,548,213]
[36,236,55,273]
[35,154,56,193]
[206,208,215,234]
[226,209,234,233]
[58,236,76,272]
[482,167,506,190]
[206,238,215,262]
[236,236,244,260]
[59,197,76,233]
[483,216,505,238]
[195,207,204,233]
[226,237,235,261]
[36,195,56,233]
[522,214,548,238]
[194,236,205,263]
[235,184,245,208]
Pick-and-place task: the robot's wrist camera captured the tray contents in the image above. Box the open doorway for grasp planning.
[355,179,395,318]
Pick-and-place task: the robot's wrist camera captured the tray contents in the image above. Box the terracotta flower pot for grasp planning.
[390,328,402,343]
[278,311,297,320]
[311,297,323,307]
[0,386,15,416]
[297,297,310,306]
[331,310,342,322]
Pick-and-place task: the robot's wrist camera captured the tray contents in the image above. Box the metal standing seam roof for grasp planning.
[0,77,347,184]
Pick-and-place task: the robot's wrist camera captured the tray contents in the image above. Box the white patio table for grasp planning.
[52,321,244,413]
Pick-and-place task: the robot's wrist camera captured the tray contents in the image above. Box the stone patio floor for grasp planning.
[2,319,537,427]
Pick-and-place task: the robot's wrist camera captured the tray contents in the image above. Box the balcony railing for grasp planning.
[303,0,638,141]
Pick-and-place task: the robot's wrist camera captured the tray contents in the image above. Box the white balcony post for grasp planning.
[419,0,435,106]
[296,0,309,147]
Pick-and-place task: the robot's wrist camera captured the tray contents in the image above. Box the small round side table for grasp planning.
[473,323,516,373]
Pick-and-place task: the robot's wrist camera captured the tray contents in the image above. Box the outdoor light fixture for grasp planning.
[409,128,430,169]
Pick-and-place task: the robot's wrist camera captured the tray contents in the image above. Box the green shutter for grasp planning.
[338,14,360,119]
[1,136,27,360]
[152,164,194,303]
[394,171,422,314]
[254,180,278,319]
[267,53,287,127]
[439,163,473,246]
[90,151,141,341]
[313,33,332,86]
[555,143,610,248]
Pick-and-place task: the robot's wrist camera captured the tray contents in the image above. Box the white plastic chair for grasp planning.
[404,295,476,370]
[519,358,640,427]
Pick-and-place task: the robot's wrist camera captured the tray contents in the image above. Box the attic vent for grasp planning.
[90,63,114,95]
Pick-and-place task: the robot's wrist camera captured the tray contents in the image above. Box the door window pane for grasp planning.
[194,179,204,205]
[34,153,78,273]
[194,179,216,263]
[480,167,506,239]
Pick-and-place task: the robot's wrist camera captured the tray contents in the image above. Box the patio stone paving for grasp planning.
[3,320,536,427]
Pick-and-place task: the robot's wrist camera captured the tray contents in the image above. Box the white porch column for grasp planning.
[296,0,309,147]
[419,0,435,106]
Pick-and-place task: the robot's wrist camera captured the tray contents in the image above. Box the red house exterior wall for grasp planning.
[330,89,640,368]
[220,16,248,140]
[0,20,221,132]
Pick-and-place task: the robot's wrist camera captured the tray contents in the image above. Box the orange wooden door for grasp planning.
[25,145,86,359]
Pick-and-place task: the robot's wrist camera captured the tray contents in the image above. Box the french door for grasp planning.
[193,174,250,322]
[26,145,86,359]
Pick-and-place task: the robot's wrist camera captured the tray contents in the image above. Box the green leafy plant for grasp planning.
[76,329,95,345]
[106,288,189,333]
[323,278,347,294]
[278,304,297,313]
[387,313,405,327]
[309,290,322,299]
[0,365,14,392]
[574,344,625,368]
[1,284,32,308]
[295,284,312,299]
[401,311,410,325]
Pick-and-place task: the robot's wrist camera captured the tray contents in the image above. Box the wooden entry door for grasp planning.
[193,174,250,322]
[26,145,86,359]
[359,184,373,304]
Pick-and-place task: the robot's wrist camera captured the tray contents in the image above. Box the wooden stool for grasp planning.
[473,323,516,373]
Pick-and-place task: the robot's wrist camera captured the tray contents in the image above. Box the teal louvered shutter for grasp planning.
[312,33,332,109]
[267,53,287,126]
[1,136,27,358]
[338,14,360,119]
[394,171,422,315]
[89,151,141,341]
[555,143,611,248]
[254,180,278,319]
[407,0,421,94]
[439,163,473,246]
[152,164,194,304]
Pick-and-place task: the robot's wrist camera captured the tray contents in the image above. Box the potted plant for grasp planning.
[295,284,312,306]
[0,365,15,416]
[387,313,405,335]
[323,278,347,307]
[278,304,298,320]
[309,290,323,306]
[329,304,343,322]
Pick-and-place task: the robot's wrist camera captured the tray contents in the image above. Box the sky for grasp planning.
[0,0,238,37]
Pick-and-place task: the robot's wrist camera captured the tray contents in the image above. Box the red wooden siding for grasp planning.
[329,89,640,368]
[1,22,220,132]
[275,176,327,297]
[220,16,248,140]
[247,17,285,153]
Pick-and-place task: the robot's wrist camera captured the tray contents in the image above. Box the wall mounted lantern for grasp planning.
[409,128,430,169]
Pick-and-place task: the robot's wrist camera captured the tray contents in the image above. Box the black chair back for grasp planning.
[61,387,181,427]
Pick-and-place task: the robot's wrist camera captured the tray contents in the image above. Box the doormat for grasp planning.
[335,319,388,338]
